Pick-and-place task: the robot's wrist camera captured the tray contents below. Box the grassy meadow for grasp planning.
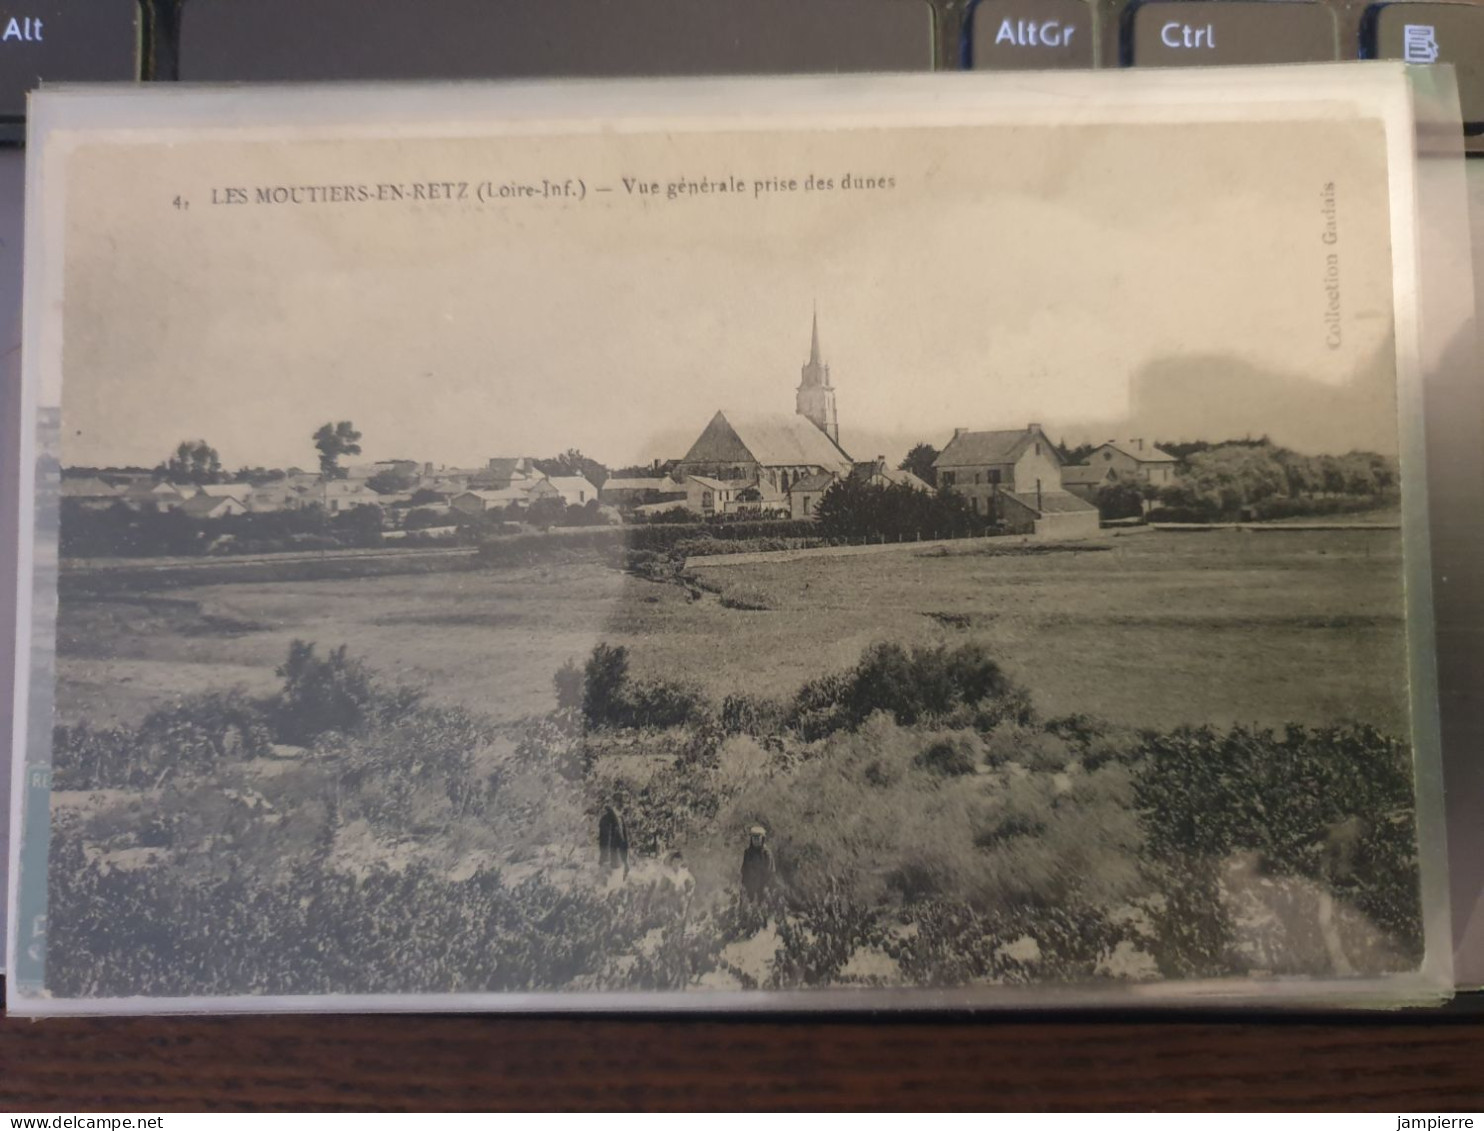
[56,527,1410,736]
[45,526,1424,998]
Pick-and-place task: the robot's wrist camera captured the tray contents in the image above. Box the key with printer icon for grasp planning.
[1366,3,1484,126]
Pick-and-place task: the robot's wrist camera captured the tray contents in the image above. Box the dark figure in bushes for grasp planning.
[741,825,775,902]
[598,805,629,877]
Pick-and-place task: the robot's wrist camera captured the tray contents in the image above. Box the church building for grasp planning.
[673,313,855,512]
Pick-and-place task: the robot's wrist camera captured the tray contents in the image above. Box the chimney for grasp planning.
[1027,423,1042,434]
[1135,438,1145,452]
[953,427,967,439]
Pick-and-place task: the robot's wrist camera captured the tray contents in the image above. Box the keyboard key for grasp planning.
[1368,3,1484,124]
[1127,1,1338,66]
[178,0,935,81]
[0,1,139,119]
[970,0,1094,69]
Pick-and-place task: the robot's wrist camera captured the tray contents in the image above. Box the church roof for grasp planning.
[934,426,1057,469]
[684,411,852,470]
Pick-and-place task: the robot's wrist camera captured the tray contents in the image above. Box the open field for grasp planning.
[55,527,1410,736]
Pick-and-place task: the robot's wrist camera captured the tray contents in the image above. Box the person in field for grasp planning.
[740,825,774,902]
[598,804,629,878]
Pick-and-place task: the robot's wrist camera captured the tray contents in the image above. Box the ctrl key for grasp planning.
[1367,4,1484,125]
[1127,1,1338,65]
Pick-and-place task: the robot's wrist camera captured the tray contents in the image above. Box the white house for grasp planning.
[685,475,739,517]
[180,493,248,519]
[530,475,598,508]
[934,423,1099,538]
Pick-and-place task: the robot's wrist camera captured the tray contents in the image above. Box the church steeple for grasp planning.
[796,305,839,444]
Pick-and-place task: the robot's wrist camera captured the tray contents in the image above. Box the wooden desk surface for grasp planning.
[3,1009,1483,1110]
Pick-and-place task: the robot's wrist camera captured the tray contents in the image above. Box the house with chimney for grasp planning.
[1075,439,1179,487]
[934,424,1099,538]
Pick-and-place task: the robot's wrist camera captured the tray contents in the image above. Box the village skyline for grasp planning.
[57,118,1401,476]
[59,310,1402,479]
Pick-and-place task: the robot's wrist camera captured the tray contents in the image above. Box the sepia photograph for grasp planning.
[11,77,1448,1006]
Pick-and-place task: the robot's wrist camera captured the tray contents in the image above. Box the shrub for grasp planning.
[553,659,584,711]
[53,690,276,790]
[627,679,710,730]
[1132,722,1422,968]
[581,643,631,729]
[404,507,449,531]
[814,478,985,541]
[1045,714,1108,746]
[579,643,709,731]
[916,736,978,777]
[1249,495,1395,522]
[788,641,1028,739]
[1146,505,1219,524]
[720,693,788,737]
[273,640,422,745]
[1094,480,1146,521]
[719,584,776,611]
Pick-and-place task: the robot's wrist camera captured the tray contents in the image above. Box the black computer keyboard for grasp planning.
[0,0,1483,141]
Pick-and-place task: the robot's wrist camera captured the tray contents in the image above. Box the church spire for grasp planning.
[797,306,839,444]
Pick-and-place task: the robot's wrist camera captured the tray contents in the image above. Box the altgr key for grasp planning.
[970,0,1094,69]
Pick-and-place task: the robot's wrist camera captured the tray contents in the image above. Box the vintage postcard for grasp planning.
[6,68,1459,1012]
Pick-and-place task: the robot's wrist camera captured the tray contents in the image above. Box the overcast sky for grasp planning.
[55,113,1399,471]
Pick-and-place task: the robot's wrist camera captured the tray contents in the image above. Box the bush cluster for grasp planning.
[814,479,984,542]
[61,500,386,558]
[1132,721,1422,964]
[53,640,424,789]
[46,833,694,998]
[789,641,1033,740]
[1146,441,1398,524]
[53,691,274,791]
[578,643,709,731]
